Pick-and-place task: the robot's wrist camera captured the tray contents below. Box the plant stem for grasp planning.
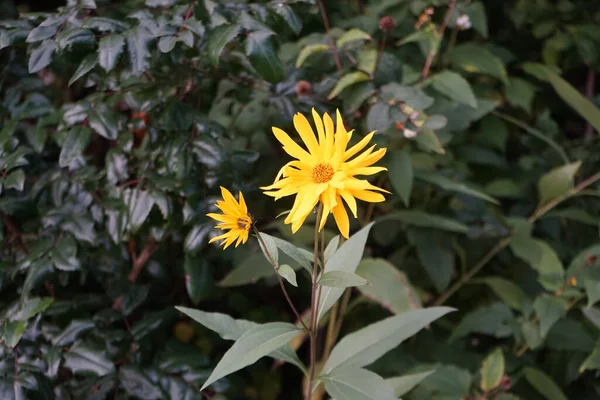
[306,204,324,400]
[316,0,342,72]
[254,228,309,331]
[375,31,388,74]
[432,170,600,306]
[421,0,457,83]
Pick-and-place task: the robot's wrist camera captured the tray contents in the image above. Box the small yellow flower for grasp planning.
[207,187,253,249]
[261,108,389,238]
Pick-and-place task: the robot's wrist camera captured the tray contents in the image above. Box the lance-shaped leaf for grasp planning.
[321,367,397,400]
[323,307,454,374]
[200,322,302,390]
[246,30,284,84]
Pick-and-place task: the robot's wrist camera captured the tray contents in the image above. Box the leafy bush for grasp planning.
[1,0,600,399]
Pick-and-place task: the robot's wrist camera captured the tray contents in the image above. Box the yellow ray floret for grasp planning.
[261,108,389,238]
[207,187,253,249]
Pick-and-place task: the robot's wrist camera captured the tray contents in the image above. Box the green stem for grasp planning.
[306,204,324,400]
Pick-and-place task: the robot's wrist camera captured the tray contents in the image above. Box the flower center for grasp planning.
[237,215,252,231]
[312,163,334,183]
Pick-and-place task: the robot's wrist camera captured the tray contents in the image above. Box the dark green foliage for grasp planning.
[1,0,600,399]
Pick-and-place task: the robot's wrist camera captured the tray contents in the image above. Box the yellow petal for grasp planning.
[339,190,358,218]
[319,186,337,230]
[323,112,335,158]
[220,186,237,207]
[272,127,312,161]
[312,108,326,149]
[344,131,376,161]
[351,189,386,202]
[350,166,388,176]
[332,200,350,239]
[294,113,321,158]
[238,191,248,214]
[207,213,236,223]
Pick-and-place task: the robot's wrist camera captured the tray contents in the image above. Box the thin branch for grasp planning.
[316,0,342,72]
[432,170,600,306]
[584,67,596,142]
[176,1,196,37]
[421,0,457,82]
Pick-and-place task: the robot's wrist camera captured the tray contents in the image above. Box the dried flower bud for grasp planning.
[295,80,312,97]
[395,121,405,131]
[569,276,577,286]
[379,16,396,32]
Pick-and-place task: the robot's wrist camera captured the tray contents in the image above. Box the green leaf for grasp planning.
[126,25,152,76]
[53,320,95,346]
[28,39,57,73]
[184,255,212,304]
[175,306,306,373]
[257,232,279,266]
[337,28,372,47]
[59,126,92,168]
[449,44,508,84]
[158,35,177,53]
[379,210,469,233]
[533,295,568,338]
[124,188,155,233]
[328,71,370,100]
[246,30,284,83]
[89,103,119,140]
[464,1,488,37]
[273,4,302,34]
[510,238,565,291]
[427,71,477,108]
[544,208,599,226]
[385,370,435,397]
[415,171,499,204]
[582,307,600,329]
[524,63,600,133]
[480,348,505,391]
[523,367,568,400]
[200,322,302,390]
[366,102,392,132]
[259,233,313,274]
[537,161,581,207]
[415,129,446,154]
[451,302,515,340]
[98,34,125,72]
[2,321,26,348]
[56,28,95,49]
[69,54,97,86]
[318,271,369,288]
[505,77,537,112]
[324,236,340,263]
[51,235,80,271]
[63,342,115,376]
[474,277,527,311]
[388,150,413,206]
[316,223,374,323]
[322,368,397,400]
[19,296,53,320]
[413,365,472,399]
[357,46,378,75]
[26,24,59,43]
[408,229,455,292]
[207,23,241,66]
[4,169,25,191]
[323,307,454,373]
[579,344,600,372]
[356,258,422,314]
[277,264,297,287]
[184,224,211,253]
[296,43,329,68]
[119,366,163,400]
[0,29,29,50]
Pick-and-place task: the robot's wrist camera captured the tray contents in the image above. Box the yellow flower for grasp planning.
[261,108,389,238]
[207,187,253,249]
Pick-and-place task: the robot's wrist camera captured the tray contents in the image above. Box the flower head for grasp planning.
[261,109,389,238]
[207,187,253,249]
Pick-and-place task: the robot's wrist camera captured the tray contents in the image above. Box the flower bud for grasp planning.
[295,80,312,97]
[379,16,396,32]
